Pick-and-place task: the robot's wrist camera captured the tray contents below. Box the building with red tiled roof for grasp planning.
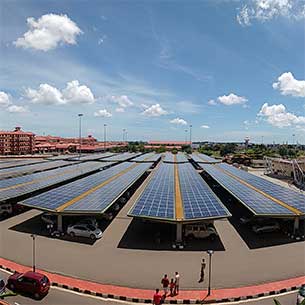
[0,127,35,155]
[148,140,191,146]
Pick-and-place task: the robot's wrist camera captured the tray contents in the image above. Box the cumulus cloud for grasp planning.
[109,95,133,108]
[0,91,12,107]
[142,103,168,117]
[14,14,82,51]
[201,125,210,129]
[272,72,305,97]
[25,80,95,105]
[7,105,28,113]
[258,102,305,127]
[94,109,112,118]
[208,99,217,106]
[237,0,305,26]
[170,117,188,125]
[217,93,248,106]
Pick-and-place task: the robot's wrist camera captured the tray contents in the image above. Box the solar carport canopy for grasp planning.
[0,160,79,180]
[0,159,47,170]
[68,152,114,161]
[192,153,221,163]
[218,163,305,214]
[129,163,230,221]
[21,162,152,213]
[0,161,112,202]
[163,152,188,163]
[131,153,161,162]
[102,152,141,162]
[201,163,297,216]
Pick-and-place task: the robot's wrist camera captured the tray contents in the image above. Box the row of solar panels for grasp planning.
[163,152,189,163]
[200,163,305,216]
[0,159,47,170]
[191,153,221,164]
[129,162,231,221]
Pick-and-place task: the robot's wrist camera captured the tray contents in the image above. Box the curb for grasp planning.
[1,265,303,304]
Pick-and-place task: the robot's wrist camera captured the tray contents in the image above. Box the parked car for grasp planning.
[6,271,50,300]
[76,217,98,228]
[67,224,103,240]
[297,286,305,305]
[0,277,5,295]
[0,204,13,218]
[252,221,280,234]
[184,224,217,240]
[240,216,264,225]
[41,213,57,225]
[100,212,113,220]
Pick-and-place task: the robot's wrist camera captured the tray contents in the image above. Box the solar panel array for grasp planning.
[0,160,78,180]
[163,152,175,163]
[0,159,47,170]
[68,152,114,161]
[0,161,113,202]
[191,153,220,163]
[131,153,161,162]
[21,162,152,213]
[176,153,189,163]
[218,163,305,214]
[46,155,79,160]
[129,163,175,220]
[102,152,141,162]
[163,152,188,163]
[178,163,231,220]
[129,162,230,221]
[201,163,294,216]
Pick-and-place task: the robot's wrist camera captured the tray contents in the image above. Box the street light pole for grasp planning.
[123,128,126,142]
[103,124,107,152]
[30,234,36,272]
[185,129,188,144]
[206,249,214,296]
[189,124,192,145]
[78,113,83,160]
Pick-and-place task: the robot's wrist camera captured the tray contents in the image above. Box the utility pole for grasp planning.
[30,234,36,272]
[189,124,192,145]
[103,124,107,152]
[206,250,214,296]
[185,129,188,144]
[78,113,83,159]
[123,128,126,142]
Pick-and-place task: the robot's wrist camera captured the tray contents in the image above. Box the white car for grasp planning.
[184,224,218,240]
[252,222,280,234]
[76,217,98,228]
[0,203,13,218]
[67,224,103,240]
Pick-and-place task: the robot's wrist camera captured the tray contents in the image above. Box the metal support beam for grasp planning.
[176,223,183,243]
[293,217,300,234]
[57,215,63,232]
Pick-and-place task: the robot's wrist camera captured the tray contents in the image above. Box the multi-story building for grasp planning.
[0,127,35,155]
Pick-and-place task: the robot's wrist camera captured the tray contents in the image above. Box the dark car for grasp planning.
[7,271,50,300]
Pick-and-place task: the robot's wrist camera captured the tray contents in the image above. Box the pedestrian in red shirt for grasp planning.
[153,288,162,305]
[161,274,169,296]
[169,278,175,297]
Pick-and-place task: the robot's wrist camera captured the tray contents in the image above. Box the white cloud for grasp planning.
[217,93,248,106]
[208,99,217,106]
[7,105,28,113]
[115,107,125,113]
[170,117,188,125]
[25,80,95,105]
[272,72,305,97]
[237,0,305,26]
[109,95,133,108]
[94,109,112,118]
[258,102,305,127]
[0,91,12,107]
[14,14,82,51]
[201,125,210,129]
[142,103,168,117]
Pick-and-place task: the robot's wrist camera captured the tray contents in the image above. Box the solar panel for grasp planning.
[21,162,152,213]
[0,161,113,202]
[68,152,114,161]
[102,152,141,162]
[178,163,230,220]
[176,153,189,163]
[129,163,175,220]
[163,152,188,163]
[218,163,305,214]
[191,153,220,163]
[0,159,47,170]
[163,152,175,163]
[0,160,78,180]
[46,155,79,160]
[201,164,294,216]
[131,153,161,162]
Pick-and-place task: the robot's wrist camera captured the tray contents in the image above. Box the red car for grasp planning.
[7,271,50,299]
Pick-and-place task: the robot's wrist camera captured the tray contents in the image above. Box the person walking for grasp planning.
[153,288,162,305]
[169,278,175,297]
[198,259,206,283]
[161,274,169,296]
[174,271,180,295]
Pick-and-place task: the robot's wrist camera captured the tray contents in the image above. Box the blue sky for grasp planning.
[0,0,305,143]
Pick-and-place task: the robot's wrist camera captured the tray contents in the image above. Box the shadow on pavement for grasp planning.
[118,218,225,251]
[202,173,304,249]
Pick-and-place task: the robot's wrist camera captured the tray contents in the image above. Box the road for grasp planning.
[1,270,299,305]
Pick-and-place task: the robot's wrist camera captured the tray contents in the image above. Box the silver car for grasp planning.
[67,224,103,240]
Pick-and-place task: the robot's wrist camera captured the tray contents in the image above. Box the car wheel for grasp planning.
[33,292,41,300]
[90,234,96,240]
[69,232,75,237]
